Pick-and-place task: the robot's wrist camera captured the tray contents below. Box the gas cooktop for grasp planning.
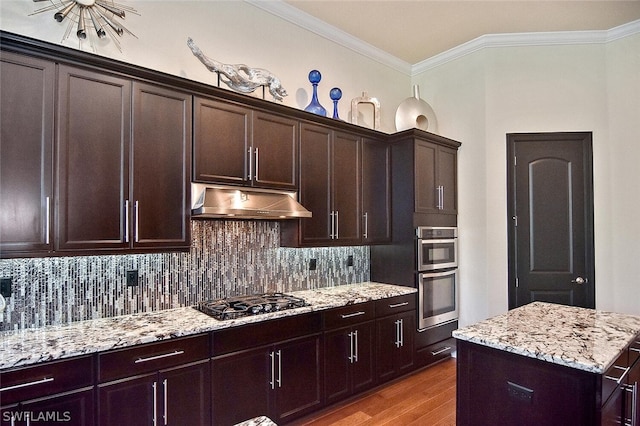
[195,293,309,320]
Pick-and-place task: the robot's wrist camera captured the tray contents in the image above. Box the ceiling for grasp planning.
[282,1,640,64]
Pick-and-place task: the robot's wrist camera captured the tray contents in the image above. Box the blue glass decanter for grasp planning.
[329,87,342,120]
[304,70,327,116]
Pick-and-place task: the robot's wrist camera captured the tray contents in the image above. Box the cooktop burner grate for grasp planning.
[195,292,308,320]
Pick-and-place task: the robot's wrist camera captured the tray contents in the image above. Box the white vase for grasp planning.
[395,85,438,133]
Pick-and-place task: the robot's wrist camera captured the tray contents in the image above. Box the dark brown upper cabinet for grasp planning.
[281,123,361,247]
[55,66,191,254]
[388,129,460,227]
[193,96,298,190]
[361,138,391,244]
[56,65,132,252]
[130,82,192,250]
[0,52,55,258]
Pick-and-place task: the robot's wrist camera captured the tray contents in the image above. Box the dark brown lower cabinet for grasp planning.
[456,339,638,426]
[96,334,210,426]
[1,388,94,426]
[376,311,415,382]
[324,321,376,405]
[0,356,93,426]
[98,360,210,426]
[212,334,322,426]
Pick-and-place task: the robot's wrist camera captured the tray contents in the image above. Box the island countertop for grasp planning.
[0,282,416,370]
[453,301,640,374]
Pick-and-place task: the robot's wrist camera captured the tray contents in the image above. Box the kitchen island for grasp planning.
[453,302,640,426]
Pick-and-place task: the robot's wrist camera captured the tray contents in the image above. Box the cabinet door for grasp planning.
[0,52,55,257]
[332,131,361,245]
[324,327,351,404]
[414,140,438,214]
[160,360,211,426]
[212,347,271,426]
[132,82,191,249]
[397,312,415,375]
[299,123,332,243]
[362,138,391,244]
[275,335,322,423]
[377,312,414,382]
[98,373,156,426]
[193,97,250,185]
[438,145,458,214]
[20,388,94,426]
[252,111,298,189]
[350,321,376,395]
[56,65,131,252]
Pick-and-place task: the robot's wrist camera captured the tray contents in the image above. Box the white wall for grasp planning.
[414,35,640,325]
[2,1,639,324]
[0,1,409,133]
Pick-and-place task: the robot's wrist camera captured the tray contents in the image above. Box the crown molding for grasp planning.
[245,0,412,75]
[245,1,640,78]
[412,19,640,75]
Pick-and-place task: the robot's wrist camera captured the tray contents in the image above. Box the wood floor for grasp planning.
[290,358,456,426]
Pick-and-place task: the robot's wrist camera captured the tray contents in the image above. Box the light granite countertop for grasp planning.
[453,301,640,374]
[0,282,416,370]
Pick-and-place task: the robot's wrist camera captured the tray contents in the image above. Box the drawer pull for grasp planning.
[431,346,452,356]
[135,350,185,364]
[0,377,54,392]
[605,365,631,385]
[389,302,409,309]
[630,347,640,353]
[341,311,366,319]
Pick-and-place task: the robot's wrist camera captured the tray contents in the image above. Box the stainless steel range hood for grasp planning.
[191,184,312,220]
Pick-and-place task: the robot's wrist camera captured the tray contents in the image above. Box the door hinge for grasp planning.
[515,278,519,288]
[512,215,518,227]
[514,155,517,166]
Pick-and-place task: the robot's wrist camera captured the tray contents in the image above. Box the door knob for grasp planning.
[571,277,586,285]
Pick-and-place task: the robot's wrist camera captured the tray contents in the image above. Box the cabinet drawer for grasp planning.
[323,302,375,329]
[98,334,209,382]
[375,294,416,317]
[415,338,456,367]
[0,356,93,405]
[602,350,629,406]
[213,312,322,356]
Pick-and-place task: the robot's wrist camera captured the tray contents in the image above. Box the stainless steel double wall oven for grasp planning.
[416,226,459,330]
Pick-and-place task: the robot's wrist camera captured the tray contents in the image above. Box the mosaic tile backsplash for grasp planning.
[0,220,370,331]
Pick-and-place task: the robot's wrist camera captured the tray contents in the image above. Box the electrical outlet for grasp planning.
[347,255,354,267]
[126,270,139,287]
[309,259,317,271]
[0,278,12,298]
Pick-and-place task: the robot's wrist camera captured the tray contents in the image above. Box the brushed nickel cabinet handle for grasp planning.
[134,350,185,364]
[431,346,452,356]
[389,302,409,309]
[152,381,158,426]
[163,378,168,425]
[254,147,259,181]
[134,200,139,243]
[45,196,51,245]
[341,311,365,319]
[124,200,129,243]
[605,365,631,384]
[363,212,368,239]
[0,376,54,392]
